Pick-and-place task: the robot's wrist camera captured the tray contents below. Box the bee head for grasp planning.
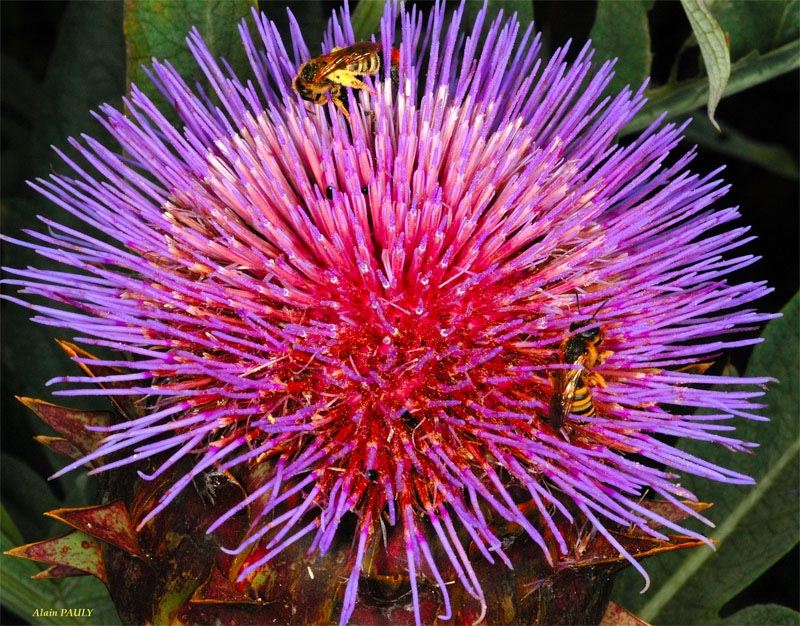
[293,78,309,99]
[293,62,322,101]
[569,320,602,342]
[301,62,319,82]
[568,293,610,342]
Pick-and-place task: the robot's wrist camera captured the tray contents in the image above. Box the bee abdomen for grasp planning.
[570,380,596,417]
[349,54,381,76]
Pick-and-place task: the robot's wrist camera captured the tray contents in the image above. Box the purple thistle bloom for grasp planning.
[2,2,775,623]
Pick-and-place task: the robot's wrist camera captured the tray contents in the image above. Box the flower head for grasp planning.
[3,2,773,623]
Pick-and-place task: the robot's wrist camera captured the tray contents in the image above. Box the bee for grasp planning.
[548,298,612,433]
[293,43,399,118]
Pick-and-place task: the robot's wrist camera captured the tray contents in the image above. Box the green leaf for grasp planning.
[1,455,61,540]
[680,0,731,131]
[465,0,534,32]
[720,604,800,625]
[589,0,654,95]
[623,38,800,135]
[28,1,125,182]
[682,115,800,181]
[0,504,24,552]
[711,0,800,61]
[351,0,385,40]
[59,577,121,626]
[613,293,800,624]
[123,0,257,103]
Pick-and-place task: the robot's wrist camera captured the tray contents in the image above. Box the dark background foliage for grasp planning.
[1,1,797,625]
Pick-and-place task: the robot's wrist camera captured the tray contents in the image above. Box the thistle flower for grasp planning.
[2,2,774,624]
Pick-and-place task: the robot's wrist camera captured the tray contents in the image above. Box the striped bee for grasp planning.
[548,300,611,433]
[293,42,399,119]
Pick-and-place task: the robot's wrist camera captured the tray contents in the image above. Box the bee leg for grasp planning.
[326,70,376,94]
[331,92,351,120]
[300,90,329,115]
[597,349,614,364]
[588,372,608,388]
[312,91,330,106]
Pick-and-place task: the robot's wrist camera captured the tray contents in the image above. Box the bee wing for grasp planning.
[316,43,382,77]
[549,355,587,428]
[555,368,583,418]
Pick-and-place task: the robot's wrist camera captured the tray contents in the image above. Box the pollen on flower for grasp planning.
[1,0,776,624]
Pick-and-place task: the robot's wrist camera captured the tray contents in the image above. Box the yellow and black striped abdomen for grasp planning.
[346,53,381,76]
[570,375,596,417]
